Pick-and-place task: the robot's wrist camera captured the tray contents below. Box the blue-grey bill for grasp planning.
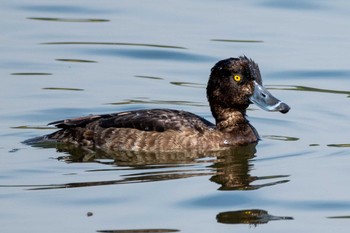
[249,81,290,114]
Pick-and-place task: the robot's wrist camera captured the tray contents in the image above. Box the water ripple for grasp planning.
[108,98,205,107]
[42,42,187,50]
[269,85,350,97]
[42,87,84,91]
[260,0,326,10]
[19,4,111,14]
[97,229,179,233]
[39,42,216,62]
[263,135,300,141]
[28,17,109,23]
[211,39,264,43]
[11,72,52,76]
[134,75,164,80]
[91,48,213,62]
[56,58,97,63]
[170,81,205,88]
[270,70,350,79]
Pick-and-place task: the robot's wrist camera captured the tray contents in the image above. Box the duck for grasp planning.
[35,56,290,152]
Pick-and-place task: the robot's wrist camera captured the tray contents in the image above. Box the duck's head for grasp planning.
[207,56,290,117]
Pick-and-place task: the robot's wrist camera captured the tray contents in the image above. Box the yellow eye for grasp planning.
[233,75,241,82]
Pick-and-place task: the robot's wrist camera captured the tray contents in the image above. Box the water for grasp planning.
[1,0,350,232]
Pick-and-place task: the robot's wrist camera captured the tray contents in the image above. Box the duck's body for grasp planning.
[36,56,290,152]
[47,109,258,151]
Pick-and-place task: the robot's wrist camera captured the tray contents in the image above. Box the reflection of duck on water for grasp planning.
[26,56,290,152]
[209,144,289,190]
[31,142,289,191]
[217,209,293,226]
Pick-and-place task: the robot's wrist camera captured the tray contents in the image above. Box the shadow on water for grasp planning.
[14,142,289,191]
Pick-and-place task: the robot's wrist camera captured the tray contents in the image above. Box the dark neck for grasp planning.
[210,105,248,130]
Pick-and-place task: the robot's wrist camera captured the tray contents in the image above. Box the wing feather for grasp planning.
[49,109,214,133]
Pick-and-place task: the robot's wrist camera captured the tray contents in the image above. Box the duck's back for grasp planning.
[48,109,221,151]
